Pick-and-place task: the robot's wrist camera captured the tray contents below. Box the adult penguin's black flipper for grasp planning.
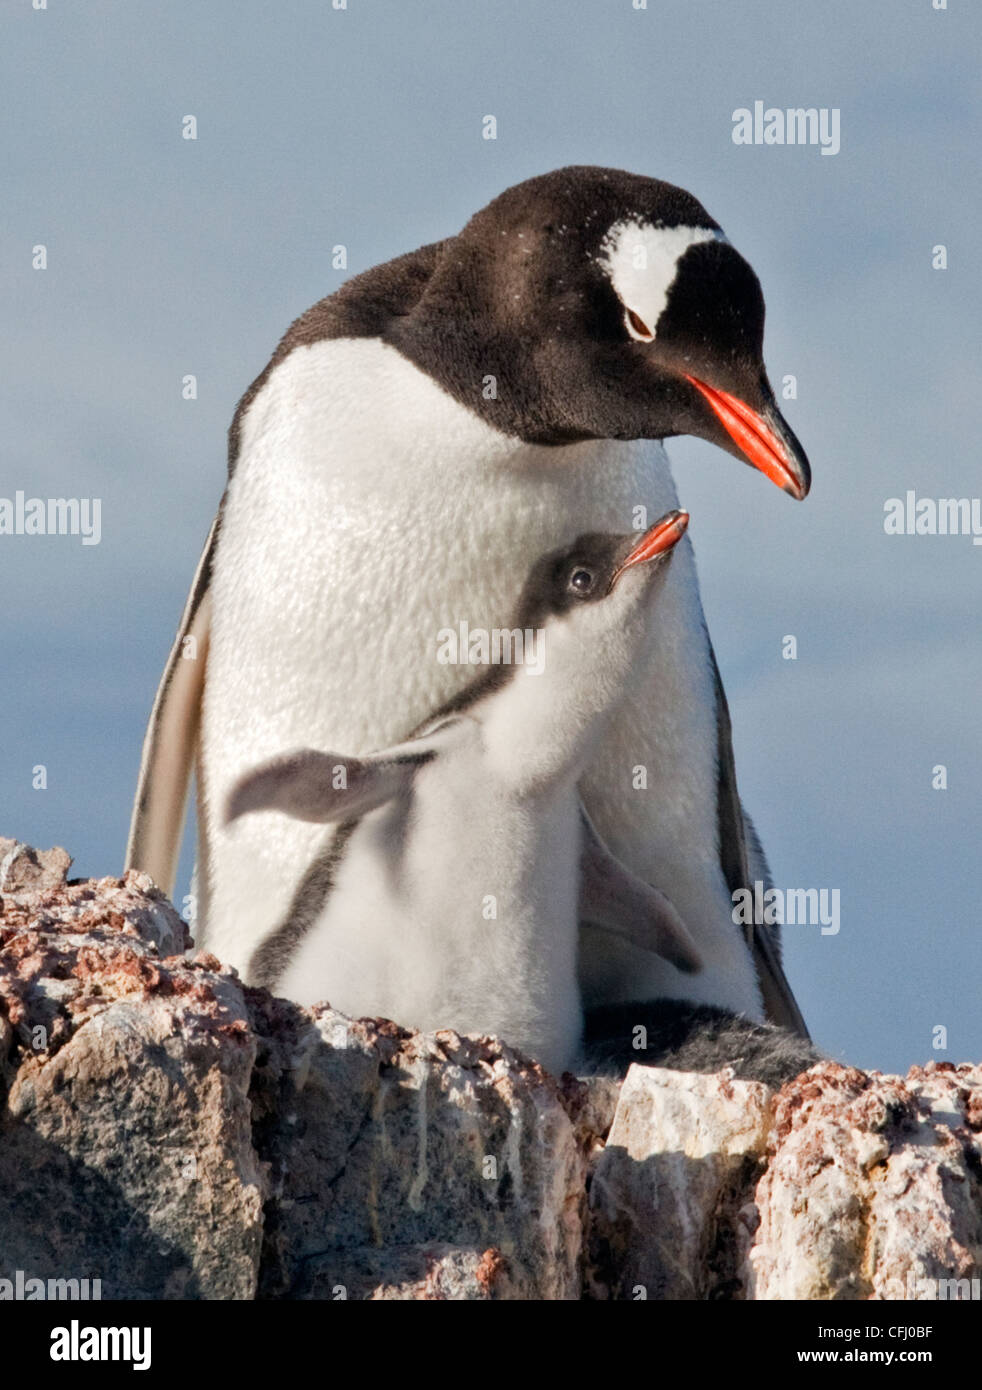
[709,644,811,1040]
[125,511,220,897]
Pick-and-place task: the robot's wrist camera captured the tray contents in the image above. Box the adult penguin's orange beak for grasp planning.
[685,374,811,500]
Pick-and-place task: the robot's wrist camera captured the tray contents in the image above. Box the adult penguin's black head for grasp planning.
[390,165,810,499]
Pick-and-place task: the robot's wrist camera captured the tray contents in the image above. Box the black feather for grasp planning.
[580,998,823,1089]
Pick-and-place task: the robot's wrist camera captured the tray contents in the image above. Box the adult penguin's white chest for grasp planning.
[201,335,762,1019]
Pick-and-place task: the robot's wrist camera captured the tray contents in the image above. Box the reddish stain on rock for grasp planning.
[475,1247,507,1293]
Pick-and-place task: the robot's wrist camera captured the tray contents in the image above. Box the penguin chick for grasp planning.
[580,999,823,1088]
[224,511,699,1076]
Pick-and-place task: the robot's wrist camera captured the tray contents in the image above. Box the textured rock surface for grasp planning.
[2,843,980,1300]
[0,838,74,902]
[587,1065,772,1299]
[248,995,585,1300]
[743,1061,982,1300]
[0,860,263,1299]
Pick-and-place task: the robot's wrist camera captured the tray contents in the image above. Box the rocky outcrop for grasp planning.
[745,1061,982,1300]
[1,840,980,1300]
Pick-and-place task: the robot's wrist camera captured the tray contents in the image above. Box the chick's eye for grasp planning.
[569,567,595,595]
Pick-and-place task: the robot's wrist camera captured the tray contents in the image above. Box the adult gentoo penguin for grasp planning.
[126,166,811,1040]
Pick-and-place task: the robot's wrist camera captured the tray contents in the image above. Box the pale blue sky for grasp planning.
[3,0,979,1073]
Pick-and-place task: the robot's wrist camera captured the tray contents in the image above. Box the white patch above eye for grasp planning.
[598,220,727,341]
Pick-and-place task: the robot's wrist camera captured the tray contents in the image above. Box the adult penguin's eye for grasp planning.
[569,567,595,596]
[624,307,655,341]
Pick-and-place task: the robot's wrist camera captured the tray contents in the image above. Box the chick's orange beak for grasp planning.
[610,508,689,589]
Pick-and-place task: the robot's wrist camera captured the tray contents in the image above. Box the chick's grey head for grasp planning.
[470,510,692,784]
[509,509,691,711]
